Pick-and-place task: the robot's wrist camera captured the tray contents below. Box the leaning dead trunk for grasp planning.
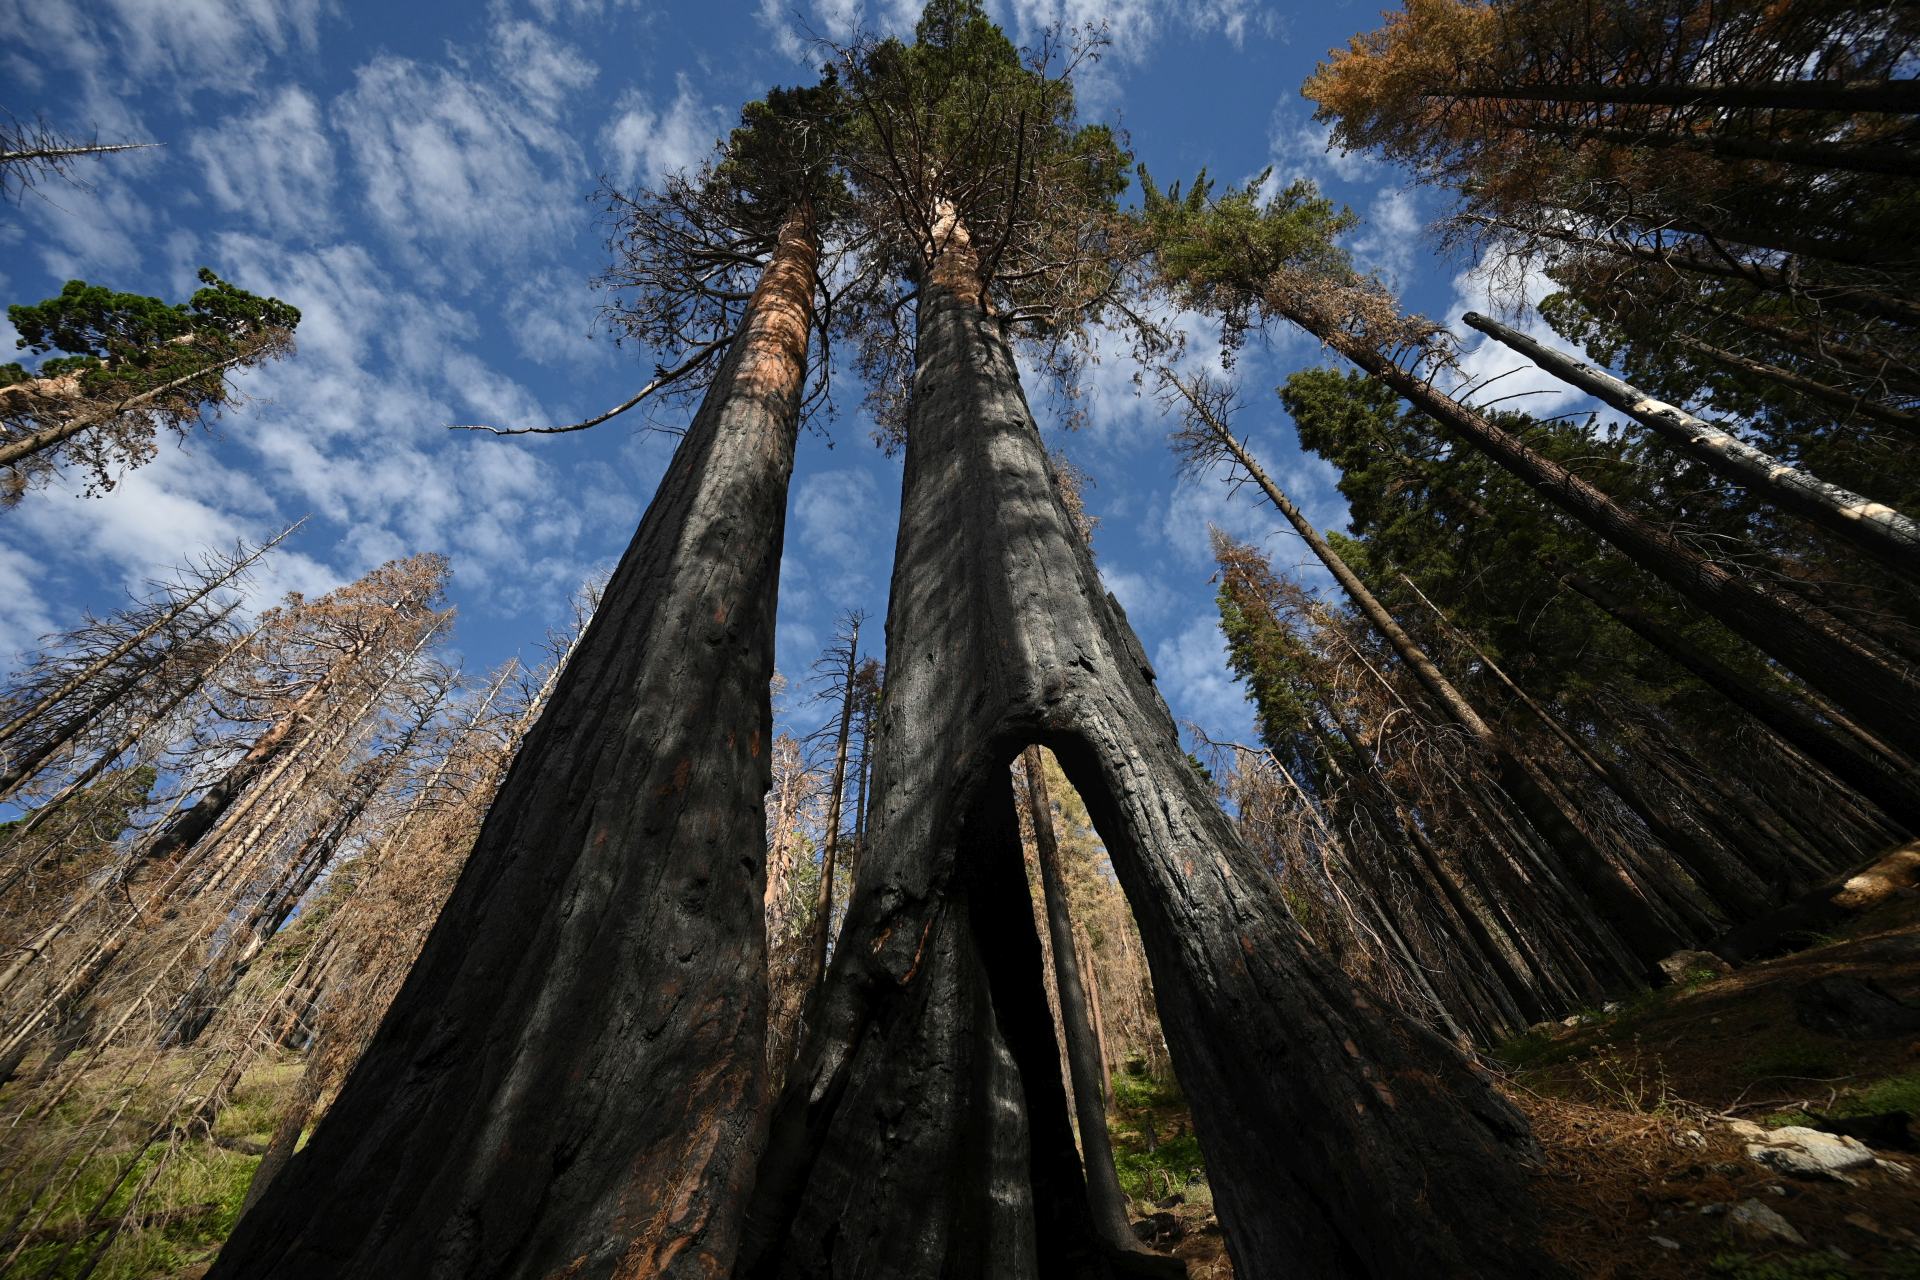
[207,201,819,1280]
[1463,312,1920,577]
[738,223,1561,1278]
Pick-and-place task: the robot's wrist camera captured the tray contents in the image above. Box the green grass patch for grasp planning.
[1831,1069,1920,1118]
[1112,1131,1206,1203]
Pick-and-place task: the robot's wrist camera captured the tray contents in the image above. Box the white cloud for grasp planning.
[505,270,608,366]
[1441,258,1595,418]
[1153,613,1257,744]
[1349,185,1420,290]
[23,183,153,279]
[600,76,727,188]
[100,0,332,92]
[333,54,584,279]
[0,543,58,667]
[1098,565,1167,625]
[1262,102,1381,194]
[190,87,337,240]
[491,18,598,120]
[794,467,880,567]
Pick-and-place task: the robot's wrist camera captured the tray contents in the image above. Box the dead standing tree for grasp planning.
[737,7,1560,1277]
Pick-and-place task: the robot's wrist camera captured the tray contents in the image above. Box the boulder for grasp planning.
[1659,950,1733,984]
[1727,1199,1806,1247]
[1745,1127,1876,1181]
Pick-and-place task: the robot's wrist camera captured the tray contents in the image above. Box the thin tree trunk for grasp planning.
[1073,921,1113,1112]
[1294,307,1920,763]
[1401,572,1773,918]
[207,201,820,1280]
[1553,564,1920,832]
[1465,312,1920,575]
[1022,747,1179,1272]
[807,619,861,990]
[738,216,1563,1279]
[1180,386,1681,962]
[1670,334,1920,436]
[0,527,284,751]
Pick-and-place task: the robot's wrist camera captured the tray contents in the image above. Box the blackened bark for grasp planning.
[740,267,1562,1277]
[207,204,819,1280]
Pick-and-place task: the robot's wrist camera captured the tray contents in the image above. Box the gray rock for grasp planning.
[1745,1126,1876,1181]
[1728,1199,1806,1247]
[1650,1235,1681,1251]
[1659,949,1733,984]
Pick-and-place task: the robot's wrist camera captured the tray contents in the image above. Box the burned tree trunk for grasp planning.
[208,203,819,1280]
[739,231,1560,1278]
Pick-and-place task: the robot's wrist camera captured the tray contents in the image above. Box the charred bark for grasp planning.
[740,248,1561,1277]
[207,203,819,1280]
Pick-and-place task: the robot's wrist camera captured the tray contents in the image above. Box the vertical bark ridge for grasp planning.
[207,203,819,1280]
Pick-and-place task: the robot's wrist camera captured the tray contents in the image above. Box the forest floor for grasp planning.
[1497,882,1920,1279]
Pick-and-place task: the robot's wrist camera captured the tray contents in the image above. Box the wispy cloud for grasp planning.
[190,87,337,241]
[600,75,728,188]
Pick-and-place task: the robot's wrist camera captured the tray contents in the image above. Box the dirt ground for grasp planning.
[1135,867,1920,1279]
[1507,892,1920,1279]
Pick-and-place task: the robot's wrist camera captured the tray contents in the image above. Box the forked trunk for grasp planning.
[208,202,819,1280]
[738,226,1560,1278]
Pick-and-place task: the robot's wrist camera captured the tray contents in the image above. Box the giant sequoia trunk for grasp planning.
[737,226,1560,1278]
[207,203,819,1280]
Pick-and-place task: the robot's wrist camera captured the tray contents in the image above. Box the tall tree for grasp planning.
[1165,369,1688,963]
[739,8,1560,1276]
[210,76,843,1280]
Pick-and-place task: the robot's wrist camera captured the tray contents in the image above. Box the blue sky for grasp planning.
[0,0,1577,753]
